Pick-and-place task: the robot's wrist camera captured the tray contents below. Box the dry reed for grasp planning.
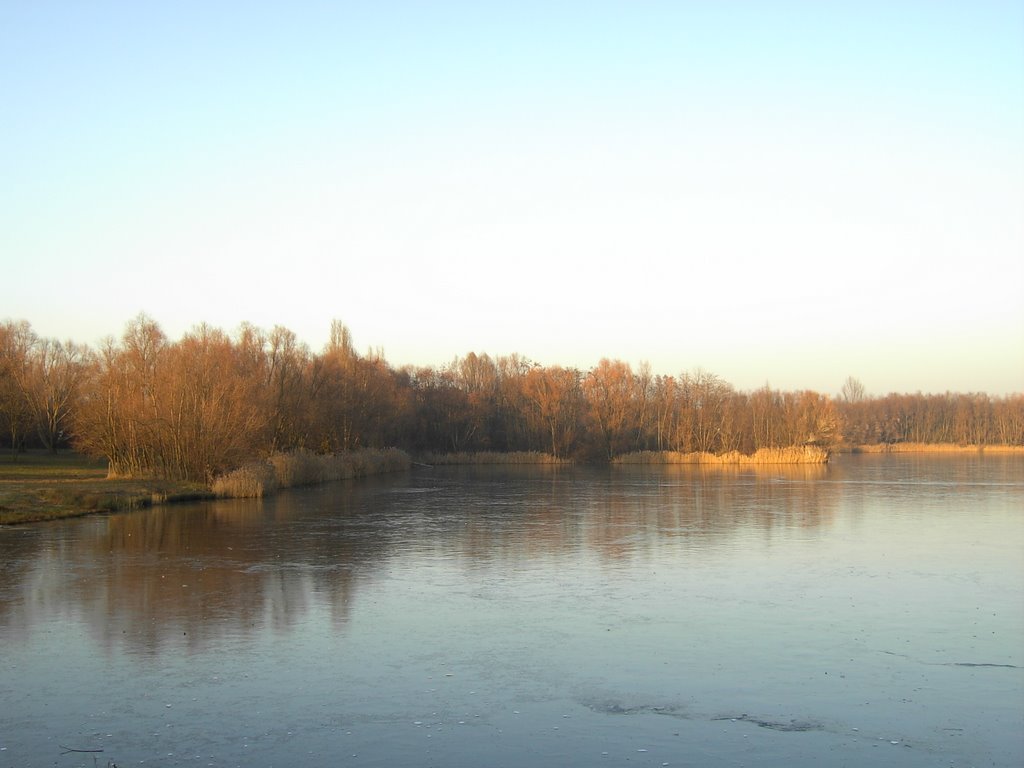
[212,448,411,498]
[211,463,276,498]
[614,446,831,465]
[851,443,1024,454]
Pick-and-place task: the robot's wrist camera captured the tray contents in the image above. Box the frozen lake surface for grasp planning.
[1,453,1022,767]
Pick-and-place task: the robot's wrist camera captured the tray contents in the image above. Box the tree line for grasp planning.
[2,317,1022,480]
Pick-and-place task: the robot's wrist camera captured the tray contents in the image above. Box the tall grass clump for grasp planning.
[211,462,277,498]
[212,448,411,498]
[614,446,830,465]
[418,451,570,466]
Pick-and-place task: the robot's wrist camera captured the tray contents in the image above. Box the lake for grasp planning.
[1,454,1021,767]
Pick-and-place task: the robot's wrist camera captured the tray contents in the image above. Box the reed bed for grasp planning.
[851,443,1024,454]
[212,448,411,498]
[614,446,831,465]
[418,451,569,466]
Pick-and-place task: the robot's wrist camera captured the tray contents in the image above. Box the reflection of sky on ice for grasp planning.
[1,454,1022,767]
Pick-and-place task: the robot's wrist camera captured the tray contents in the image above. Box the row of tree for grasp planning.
[2,317,1022,481]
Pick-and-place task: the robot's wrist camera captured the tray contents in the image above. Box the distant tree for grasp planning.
[583,359,638,459]
[647,375,679,451]
[522,365,583,458]
[265,325,313,451]
[632,362,655,450]
[494,353,535,451]
[158,324,267,480]
[408,366,481,453]
[841,376,866,403]
[993,395,1024,445]
[719,391,749,453]
[315,322,404,451]
[74,315,167,477]
[749,385,784,449]
[683,369,731,453]
[0,320,36,454]
[790,390,839,446]
[23,337,90,452]
[448,352,501,449]
[316,321,361,451]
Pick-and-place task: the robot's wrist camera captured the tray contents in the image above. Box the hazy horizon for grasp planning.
[3,2,1022,396]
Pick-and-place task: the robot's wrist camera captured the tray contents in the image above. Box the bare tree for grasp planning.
[583,359,638,459]
[683,369,731,453]
[749,385,783,449]
[841,376,866,403]
[23,338,89,452]
[0,320,36,455]
[265,325,312,451]
[522,365,583,458]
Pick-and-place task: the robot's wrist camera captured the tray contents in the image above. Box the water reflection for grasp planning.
[4,455,1018,658]
[0,498,369,657]
[1,455,1021,768]
[0,463,851,659]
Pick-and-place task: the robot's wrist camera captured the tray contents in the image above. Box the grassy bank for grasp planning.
[846,443,1024,454]
[0,451,211,524]
[211,448,411,498]
[417,451,569,466]
[1,448,412,523]
[613,446,831,465]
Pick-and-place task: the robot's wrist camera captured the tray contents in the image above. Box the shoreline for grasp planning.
[4,442,1022,524]
[0,448,410,525]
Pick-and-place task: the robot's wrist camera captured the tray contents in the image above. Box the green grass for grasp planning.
[0,449,107,479]
[0,450,211,525]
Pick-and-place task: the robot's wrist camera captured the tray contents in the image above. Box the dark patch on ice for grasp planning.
[881,650,1019,669]
[712,714,823,732]
[580,699,690,719]
[582,699,823,733]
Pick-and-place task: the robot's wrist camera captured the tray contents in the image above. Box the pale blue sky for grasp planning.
[3,1,1022,395]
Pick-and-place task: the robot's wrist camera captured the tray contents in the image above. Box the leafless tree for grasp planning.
[841,376,866,403]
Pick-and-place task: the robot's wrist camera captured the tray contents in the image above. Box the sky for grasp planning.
[2,1,1022,396]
